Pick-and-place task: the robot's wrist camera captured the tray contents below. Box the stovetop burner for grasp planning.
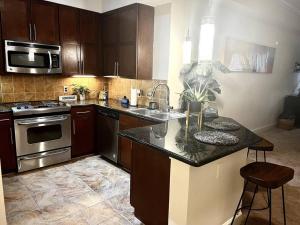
[12,101,71,116]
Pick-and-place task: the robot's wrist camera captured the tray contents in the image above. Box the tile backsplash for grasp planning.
[0,75,167,105]
[0,75,105,103]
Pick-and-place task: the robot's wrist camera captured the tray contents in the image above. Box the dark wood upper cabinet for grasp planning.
[102,4,154,80]
[1,0,59,44]
[59,5,80,44]
[0,114,17,174]
[80,10,98,45]
[71,106,96,158]
[31,0,59,44]
[1,0,31,41]
[59,6,100,75]
[59,5,80,75]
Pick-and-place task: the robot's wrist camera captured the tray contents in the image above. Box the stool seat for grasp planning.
[241,162,294,189]
[249,138,274,151]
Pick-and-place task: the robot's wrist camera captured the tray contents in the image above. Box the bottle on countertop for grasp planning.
[121,96,130,108]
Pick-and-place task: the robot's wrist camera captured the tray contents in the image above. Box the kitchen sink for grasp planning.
[129,108,186,121]
[129,108,160,116]
[149,112,186,121]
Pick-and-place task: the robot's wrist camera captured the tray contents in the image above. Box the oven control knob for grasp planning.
[24,106,29,109]
[17,106,21,109]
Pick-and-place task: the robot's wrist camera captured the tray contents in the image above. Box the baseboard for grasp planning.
[222,210,242,225]
[251,123,276,134]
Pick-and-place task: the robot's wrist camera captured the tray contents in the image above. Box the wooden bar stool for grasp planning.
[231,162,294,225]
[247,138,274,162]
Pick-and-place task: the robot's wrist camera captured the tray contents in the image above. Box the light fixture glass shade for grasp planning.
[198,17,215,62]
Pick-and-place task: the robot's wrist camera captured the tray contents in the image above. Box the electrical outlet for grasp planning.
[64,86,68,93]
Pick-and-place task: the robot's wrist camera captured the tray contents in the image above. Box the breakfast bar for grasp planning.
[119,116,261,225]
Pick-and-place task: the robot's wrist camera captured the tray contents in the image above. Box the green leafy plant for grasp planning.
[179,61,228,108]
[72,84,90,95]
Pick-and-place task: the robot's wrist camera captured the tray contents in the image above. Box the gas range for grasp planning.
[11,101,71,116]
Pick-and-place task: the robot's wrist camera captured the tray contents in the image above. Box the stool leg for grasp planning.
[269,188,272,225]
[244,185,258,225]
[231,181,248,225]
[282,186,286,225]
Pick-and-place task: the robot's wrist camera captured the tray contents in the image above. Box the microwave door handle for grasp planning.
[48,51,52,69]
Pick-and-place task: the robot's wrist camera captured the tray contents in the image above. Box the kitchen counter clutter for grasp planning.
[119,116,261,167]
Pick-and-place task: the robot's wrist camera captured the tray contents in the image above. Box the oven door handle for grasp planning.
[17,115,68,125]
[19,148,70,161]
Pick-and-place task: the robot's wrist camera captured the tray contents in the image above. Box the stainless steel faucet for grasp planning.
[150,83,172,112]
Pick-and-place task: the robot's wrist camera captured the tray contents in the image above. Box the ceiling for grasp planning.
[280,0,300,14]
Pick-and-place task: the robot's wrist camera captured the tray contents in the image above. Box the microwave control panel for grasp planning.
[51,55,60,68]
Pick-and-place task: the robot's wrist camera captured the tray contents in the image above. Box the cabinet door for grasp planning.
[0,114,17,173]
[81,43,98,75]
[102,12,118,76]
[102,45,117,76]
[118,5,137,78]
[71,107,95,158]
[62,44,81,75]
[59,6,80,44]
[31,0,59,44]
[59,6,81,75]
[1,0,31,41]
[118,114,158,172]
[80,10,98,45]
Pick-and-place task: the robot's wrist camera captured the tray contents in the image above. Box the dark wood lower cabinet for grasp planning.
[118,114,159,172]
[131,142,170,225]
[71,106,95,158]
[0,113,17,173]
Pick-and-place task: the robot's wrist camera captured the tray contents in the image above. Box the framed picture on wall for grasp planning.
[224,38,276,73]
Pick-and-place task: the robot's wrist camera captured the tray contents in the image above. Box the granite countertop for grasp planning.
[0,104,12,113]
[119,116,261,167]
[67,99,165,122]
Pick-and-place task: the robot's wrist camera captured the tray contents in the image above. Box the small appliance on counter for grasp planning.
[130,88,141,106]
[121,96,130,108]
[59,95,78,102]
[99,90,108,101]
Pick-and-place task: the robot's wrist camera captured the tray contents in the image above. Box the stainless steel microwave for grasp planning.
[5,40,62,74]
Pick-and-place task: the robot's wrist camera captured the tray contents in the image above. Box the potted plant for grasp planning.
[179,62,226,113]
[72,84,90,101]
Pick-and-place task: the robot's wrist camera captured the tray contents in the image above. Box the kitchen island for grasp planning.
[119,116,261,225]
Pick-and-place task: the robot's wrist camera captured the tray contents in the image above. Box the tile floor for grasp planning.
[3,128,300,225]
[3,156,142,225]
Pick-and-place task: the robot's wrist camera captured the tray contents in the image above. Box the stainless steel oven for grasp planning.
[14,114,71,172]
[5,40,62,74]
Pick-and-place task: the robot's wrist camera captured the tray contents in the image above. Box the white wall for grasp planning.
[153,3,171,80]
[168,0,300,130]
[45,0,102,12]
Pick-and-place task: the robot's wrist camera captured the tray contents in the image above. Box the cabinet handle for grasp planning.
[82,60,84,74]
[116,62,119,76]
[0,119,9,122]
[73,120,76,135]
[76,111,91,114]
[10,128,14,145]
[33,24,37,41]
[29,24,32,41]
[114,62,116,75]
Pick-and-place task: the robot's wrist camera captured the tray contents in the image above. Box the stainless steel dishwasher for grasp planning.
[96,108,119,163]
